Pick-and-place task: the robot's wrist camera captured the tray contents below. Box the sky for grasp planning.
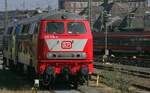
[0,0,58,11]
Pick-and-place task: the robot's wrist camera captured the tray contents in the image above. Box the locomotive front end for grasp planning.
[38,19,93,87]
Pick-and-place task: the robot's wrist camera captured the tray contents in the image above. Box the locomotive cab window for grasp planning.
[15,25,22,35]
[21,24,31,34]
[67,22,86,34]
[29,23,40,34]
[34,23,40,34]
[46,22,64,34]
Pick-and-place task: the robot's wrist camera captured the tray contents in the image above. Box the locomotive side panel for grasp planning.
[17,22,40,72]
[3,25,17,68]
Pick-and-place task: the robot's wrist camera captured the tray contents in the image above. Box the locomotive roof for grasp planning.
[17,10,85,24]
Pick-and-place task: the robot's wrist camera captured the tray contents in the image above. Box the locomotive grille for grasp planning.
[47,52,86,59]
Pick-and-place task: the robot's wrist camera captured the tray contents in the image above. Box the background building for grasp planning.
[58,0,102,13]
[114,0,148,8]
[92,0,150,32]
[59,0,149,14]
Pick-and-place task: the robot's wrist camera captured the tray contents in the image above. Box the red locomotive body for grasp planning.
[38,20,93,76]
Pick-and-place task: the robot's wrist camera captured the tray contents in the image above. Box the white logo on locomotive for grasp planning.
[61,41,72,49]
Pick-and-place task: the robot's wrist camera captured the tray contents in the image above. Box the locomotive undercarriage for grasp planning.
[39,65,91,89]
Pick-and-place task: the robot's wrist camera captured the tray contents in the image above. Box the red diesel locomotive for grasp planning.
[3,10,93,88]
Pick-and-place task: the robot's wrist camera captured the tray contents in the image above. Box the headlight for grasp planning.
[81,52,87,58]
[47,53,57,59]
[76,52,86,59]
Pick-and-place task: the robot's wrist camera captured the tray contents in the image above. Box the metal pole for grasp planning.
[88,0,92,27]
[101,0,109,62]
[104,11,108,62]
[105,21,108,56]
[4,0,8,32]
[103,0,109,57]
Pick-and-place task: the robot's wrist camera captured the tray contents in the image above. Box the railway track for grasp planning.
[94,55,150,68]
[94,62,150,78]
[38,89,84,93]
[37,85,102,93]
[93,62,150,92]
[51,90,84,93]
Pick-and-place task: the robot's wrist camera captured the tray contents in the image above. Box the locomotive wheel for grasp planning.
[9,60,15,71]
[86,74,91,86]
[16,63,24,75]
[73,81,78,89]
[27,66,36,80]
[15,62,20,73]
[22,65,28,75]
[2,57,7,70]
[13,64,17,72]
[40,74,55,90]
[43,75,55,86]
[78,75,85,85]
[6,59,10,68]
[70,76,79,89]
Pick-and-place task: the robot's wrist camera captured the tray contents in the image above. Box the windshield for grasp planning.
[46,22,64,34]
[68,22,86,34]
